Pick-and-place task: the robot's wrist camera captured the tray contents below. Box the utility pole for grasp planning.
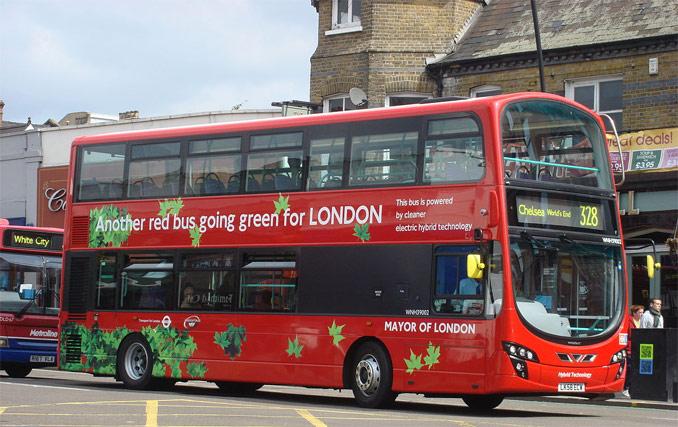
[530,0,546,92]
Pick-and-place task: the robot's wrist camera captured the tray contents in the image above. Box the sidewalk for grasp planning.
[512,393,678,410]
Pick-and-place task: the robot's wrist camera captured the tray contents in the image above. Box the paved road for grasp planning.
[0,369,676,427]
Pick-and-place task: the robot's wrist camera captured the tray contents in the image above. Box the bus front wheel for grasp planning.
[117,335,154,390]
[349,341,396,408]
[3,364,32,378]
[462,394,504,411]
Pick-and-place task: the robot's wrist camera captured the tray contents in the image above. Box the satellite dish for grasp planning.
[349,87,368,107]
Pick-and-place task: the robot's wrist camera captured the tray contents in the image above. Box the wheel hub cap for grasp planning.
[355,354,380,396]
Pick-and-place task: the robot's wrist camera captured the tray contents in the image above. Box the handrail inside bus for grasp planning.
[503,157,599,172]
[599,113,625,187]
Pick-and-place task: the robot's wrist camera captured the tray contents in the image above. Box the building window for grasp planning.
[326,0,362,35]
[566,77,623,130]
[385,93,430,107]
[323,95,358,112]
[470,85,502,98]
[334,0,361,28]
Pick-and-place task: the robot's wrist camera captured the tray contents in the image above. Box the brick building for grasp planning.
[309,0,678,324]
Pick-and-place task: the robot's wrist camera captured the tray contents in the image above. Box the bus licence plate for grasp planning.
[29,355,55,363]
[558,383,585,392]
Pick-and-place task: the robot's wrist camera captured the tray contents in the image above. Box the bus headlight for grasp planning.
[503,341,539,362]
[610,349,626,380]
[609,349,626,364]
[0,337,8,348]
[503,341,539,379]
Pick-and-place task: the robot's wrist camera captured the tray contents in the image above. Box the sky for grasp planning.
[0,0,318,124]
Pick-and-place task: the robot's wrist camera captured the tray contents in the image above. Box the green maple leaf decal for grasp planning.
[189,226,202,247]
[404,350,424,374]
[353,223,371,242]
[273,193,290,214]
[328,321,345,347]
[286,336,303,358]
[423,342,440,369]
[158,198,184,216]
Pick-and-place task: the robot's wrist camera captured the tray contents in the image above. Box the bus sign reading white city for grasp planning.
[515,195,604,231]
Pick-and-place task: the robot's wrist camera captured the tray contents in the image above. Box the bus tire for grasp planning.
[462,394,504,411]
[117,335,154,390]
[215,381,263,395]
[349,341,396,408]
[3,364,32,378]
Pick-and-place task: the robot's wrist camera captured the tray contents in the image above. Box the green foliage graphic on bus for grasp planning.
[286,335,304,358]
[214,323,247,360]
[157,198,184,217]
[141,325,198,378]
[353,223,371,242]
[328,320,345,347]
[186,361,208,378]
[89,205,132,248]
[404,342,441,374]
[60,322,130,375]
[61,323,203,379]
[273,193,290,215]
[189,226,202,247]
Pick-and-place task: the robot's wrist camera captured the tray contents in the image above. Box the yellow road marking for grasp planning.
[0,407,5,415]
[296,408,328,427]
[146,400,158,427]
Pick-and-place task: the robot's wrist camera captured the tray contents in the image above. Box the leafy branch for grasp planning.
[189,226,202,247]
[158,198,184,217]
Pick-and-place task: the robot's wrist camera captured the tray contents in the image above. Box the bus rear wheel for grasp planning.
[349,341,396,408]
[117,335,154,390]
[462,394,504,411]
[3,364,32,378]
[215,381,263,395]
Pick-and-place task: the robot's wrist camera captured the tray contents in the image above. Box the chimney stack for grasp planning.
[119,110,140,120]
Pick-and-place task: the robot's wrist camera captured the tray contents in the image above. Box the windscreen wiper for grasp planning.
[520,231,547,249]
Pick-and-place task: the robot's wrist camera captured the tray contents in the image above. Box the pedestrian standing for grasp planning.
[623,305,644,397]
[640,298,664,328]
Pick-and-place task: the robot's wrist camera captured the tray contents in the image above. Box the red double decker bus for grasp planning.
[0,220,62,378]
[59,93,629,409]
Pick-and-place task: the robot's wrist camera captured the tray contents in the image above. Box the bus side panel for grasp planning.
[0,313,58,368]
[62,312,495,394]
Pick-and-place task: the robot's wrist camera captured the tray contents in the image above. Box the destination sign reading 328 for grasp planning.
[515,195,604,231]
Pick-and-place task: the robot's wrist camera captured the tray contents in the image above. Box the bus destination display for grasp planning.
[3,230,63,252]
[515,195,604,231]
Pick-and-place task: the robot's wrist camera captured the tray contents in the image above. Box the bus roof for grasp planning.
[0,221,63,235]
[71,92,578,146]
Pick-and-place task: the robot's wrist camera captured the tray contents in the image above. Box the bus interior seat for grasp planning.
[226,175,241,193]
[516,165,532,179]
[203,173,226,194]
[261,173,276,191]
[79,179,102,199]
[323,177,342,188]
[274,174,294,191]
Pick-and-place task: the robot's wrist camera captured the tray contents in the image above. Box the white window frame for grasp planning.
[326,0,362,35]
[323,94,356,113]
[565,76,623,118]
[385,92,431,107]
[470,85,502,98]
